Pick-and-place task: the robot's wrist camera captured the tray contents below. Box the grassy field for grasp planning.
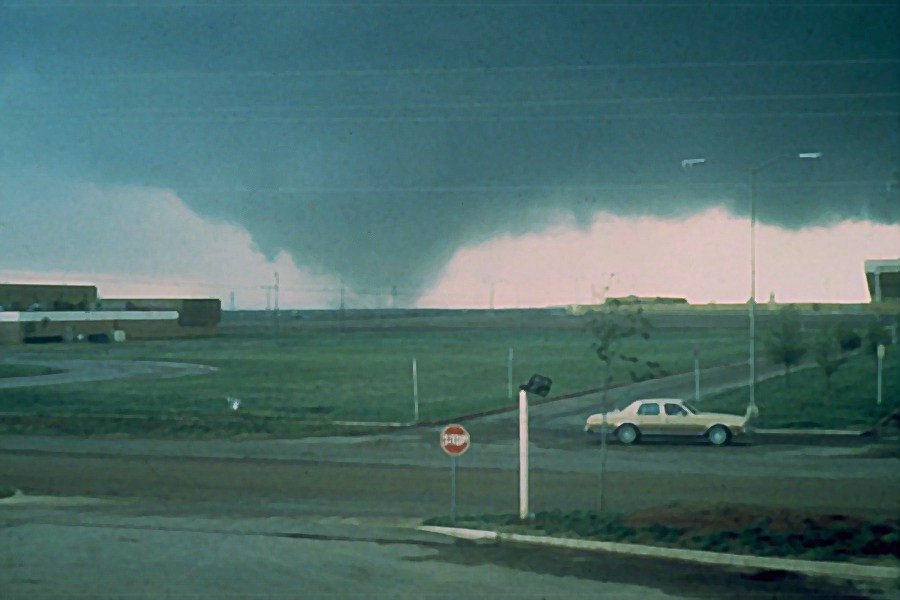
[424,504,900,564]
[0,313,751,436]
[1,310,895,436]
[699,348,899,430]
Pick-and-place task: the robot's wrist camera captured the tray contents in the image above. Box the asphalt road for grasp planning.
[0,357,217,389]
[1,359,897,599]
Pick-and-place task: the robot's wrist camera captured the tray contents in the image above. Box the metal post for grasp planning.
[693,347,701,403]
[450,455,457,523]
[412,357,419,423]
[519,388,529,520]
[877,345,885,405]
[507,347,514,400]
[273,272,280,337]
[748,168,758,416]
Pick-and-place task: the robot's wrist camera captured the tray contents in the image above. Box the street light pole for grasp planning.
[748,165,759,416]
[682,152,821,417]
[747,152,821,416]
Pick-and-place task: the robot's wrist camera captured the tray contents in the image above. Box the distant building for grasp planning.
[604,295,689,306]
[865,259,900,304]
[0,283,220,345]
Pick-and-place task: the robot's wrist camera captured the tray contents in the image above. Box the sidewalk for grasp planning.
[418,525,900,583]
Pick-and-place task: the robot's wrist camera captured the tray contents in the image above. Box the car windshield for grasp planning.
[682,402,699,415]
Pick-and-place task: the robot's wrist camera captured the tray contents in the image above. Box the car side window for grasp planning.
[637,403,660,416]
[665,403,687,416]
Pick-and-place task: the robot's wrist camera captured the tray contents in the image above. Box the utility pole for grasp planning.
[229,290,236,312]
[261,285,273,311]
[339,284,346,331]
[273,272,280,336]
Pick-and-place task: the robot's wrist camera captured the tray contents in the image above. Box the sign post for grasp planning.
[877,344,885,406]
[519,388,528,520]
[507,347,514,400]
[693,346,701,403]
[517,374,552,522]
[440,424,470,523]
[412,357,419,423]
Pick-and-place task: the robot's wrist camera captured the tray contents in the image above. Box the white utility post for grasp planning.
[412,357,419,422]
[877,344,885,406]
[519,387,529,520]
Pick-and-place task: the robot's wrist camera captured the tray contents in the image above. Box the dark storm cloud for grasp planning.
[3,2,898,295]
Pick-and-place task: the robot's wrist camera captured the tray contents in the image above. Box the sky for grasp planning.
[1,1,898,308]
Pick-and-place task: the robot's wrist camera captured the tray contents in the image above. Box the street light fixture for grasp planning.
[681,152,822,416]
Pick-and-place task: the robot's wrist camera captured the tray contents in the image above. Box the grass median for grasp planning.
[698,349,899,430]
[0,364,62,379]
[424,504,900,565]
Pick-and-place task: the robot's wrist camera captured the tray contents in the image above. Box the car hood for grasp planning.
[585,410,620,424]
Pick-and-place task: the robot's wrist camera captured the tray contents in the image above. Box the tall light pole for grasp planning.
[682,152,821,416]
[748,152,821,415]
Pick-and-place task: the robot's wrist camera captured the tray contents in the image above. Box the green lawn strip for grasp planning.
[424,505,900,564]
[851,443,900,459]
[0,413,377,439]
[0,364,63,378]
[0,326,749,437]
[698,350,899,430]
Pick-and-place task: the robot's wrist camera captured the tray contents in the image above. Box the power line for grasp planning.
[175,179,900,195]
[10,91,898,117]
[8,1,898,9]
[5,110,897,123]
[7,58,898,80]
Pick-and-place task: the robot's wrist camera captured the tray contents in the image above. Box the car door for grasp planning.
[635,402,664,434]
[663,402,705,436]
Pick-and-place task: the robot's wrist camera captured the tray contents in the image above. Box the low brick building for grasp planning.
[0,284,220,345]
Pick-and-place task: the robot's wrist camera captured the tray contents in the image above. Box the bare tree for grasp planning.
[764,304,807,388]
[587,295,656,513]
[812,328,847,403]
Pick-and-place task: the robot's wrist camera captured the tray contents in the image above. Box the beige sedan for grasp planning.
[585,399,749,446]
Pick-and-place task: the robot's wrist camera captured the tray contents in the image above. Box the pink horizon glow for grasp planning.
[418,207,899,308]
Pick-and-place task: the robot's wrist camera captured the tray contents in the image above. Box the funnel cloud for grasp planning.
[3,3,898,298]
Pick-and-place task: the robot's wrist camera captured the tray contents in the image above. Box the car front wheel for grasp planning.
[707,425,731,446]
[616,424,640,445]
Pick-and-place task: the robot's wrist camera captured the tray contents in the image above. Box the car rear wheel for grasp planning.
[707,425,731,446]
[616,424,640,445]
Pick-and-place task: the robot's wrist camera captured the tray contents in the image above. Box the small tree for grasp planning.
[835,323,862,352]
[812,328,847,402]
[588,296,657,512]
[764,304,807,388]
[865,320,893,362]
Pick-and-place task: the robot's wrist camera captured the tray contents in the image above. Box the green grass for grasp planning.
[424,505,900,563]
[0,364,62,378]
[0,316,750,437]
[699,348,899,430]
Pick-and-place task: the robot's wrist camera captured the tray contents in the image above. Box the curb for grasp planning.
[753,429,864,436]
[418,526,900,583]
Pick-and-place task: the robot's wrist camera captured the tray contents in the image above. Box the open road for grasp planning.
[1,359,897,599]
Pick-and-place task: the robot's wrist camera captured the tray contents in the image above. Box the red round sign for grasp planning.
[440,424,470,456]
